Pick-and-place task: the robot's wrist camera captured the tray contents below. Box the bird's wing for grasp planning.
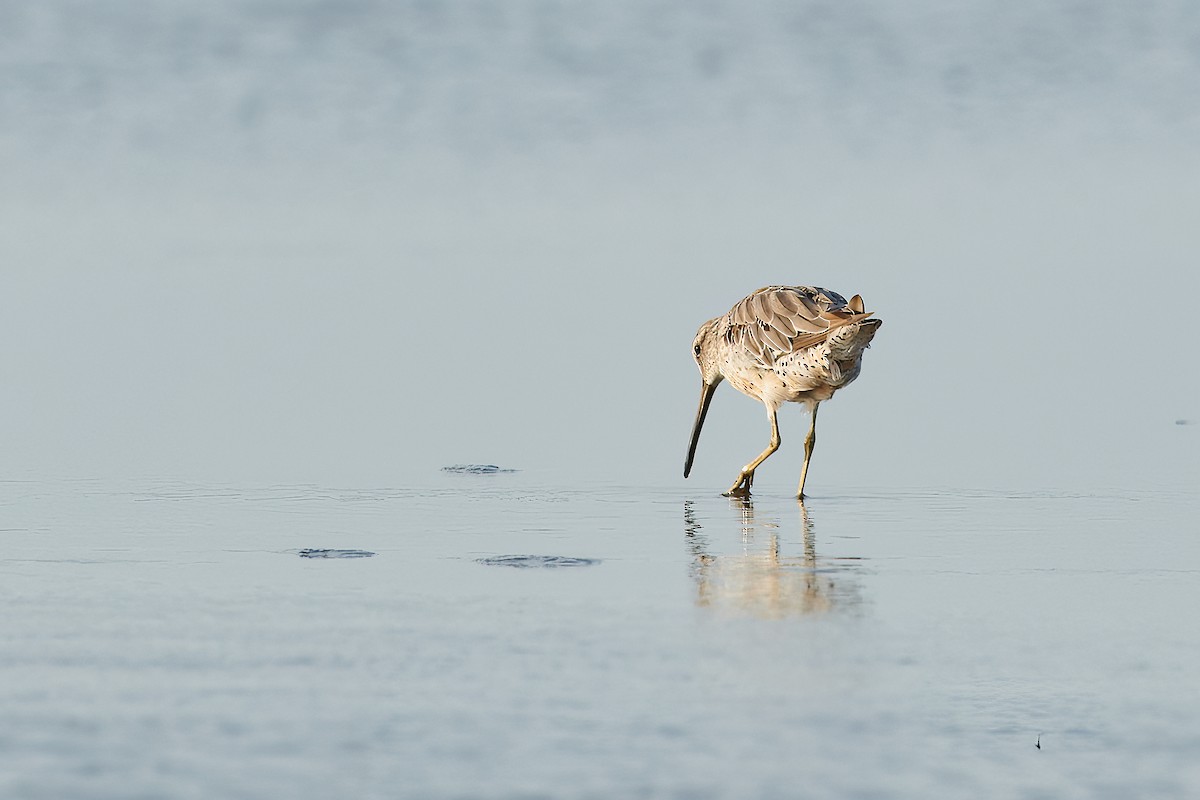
[727,286,874,365]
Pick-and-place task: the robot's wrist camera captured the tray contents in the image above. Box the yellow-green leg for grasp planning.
[724,406,781,497]
[796,402,820,499]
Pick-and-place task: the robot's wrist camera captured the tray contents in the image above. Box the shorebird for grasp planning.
[684,285,882,498]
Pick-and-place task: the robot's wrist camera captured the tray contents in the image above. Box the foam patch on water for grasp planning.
[477,555,600,568]
[442,464,518,474]
[297,549,376,559]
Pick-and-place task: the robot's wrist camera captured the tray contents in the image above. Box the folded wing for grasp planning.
[726,285,876,366]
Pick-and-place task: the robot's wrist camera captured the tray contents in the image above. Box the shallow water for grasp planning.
[3,476,1197,799]
[3,2,1200,797]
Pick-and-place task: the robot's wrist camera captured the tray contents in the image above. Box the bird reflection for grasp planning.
[684,497,863,618]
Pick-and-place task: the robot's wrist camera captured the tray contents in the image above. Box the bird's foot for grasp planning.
[722,471,754,498]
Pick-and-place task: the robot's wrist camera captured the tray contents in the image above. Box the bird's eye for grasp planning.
[693,344,702,356]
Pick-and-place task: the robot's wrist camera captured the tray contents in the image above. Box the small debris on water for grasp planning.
[442,464,518,474]
[477,555,600,568]
[298,549,375,559]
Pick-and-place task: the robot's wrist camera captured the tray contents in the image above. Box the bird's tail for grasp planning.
[827,318,882,360]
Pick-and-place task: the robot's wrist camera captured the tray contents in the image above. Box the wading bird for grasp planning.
[684,286,881,498]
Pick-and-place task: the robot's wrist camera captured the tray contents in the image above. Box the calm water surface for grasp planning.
[2,476,1197,799]
[4,3,1200,797]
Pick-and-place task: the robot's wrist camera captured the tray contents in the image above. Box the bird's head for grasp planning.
[690,319,724,387]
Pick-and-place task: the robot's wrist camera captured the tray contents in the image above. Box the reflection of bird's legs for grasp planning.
[798,499,815,567]
[796,402,821,499]
[796,497,825,610]
[732,495,755,530]
[725,406,780,497]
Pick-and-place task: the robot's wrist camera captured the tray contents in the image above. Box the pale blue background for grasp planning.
[3,0,1196,493]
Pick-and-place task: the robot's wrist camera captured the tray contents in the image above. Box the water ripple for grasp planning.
[477,555,600,569]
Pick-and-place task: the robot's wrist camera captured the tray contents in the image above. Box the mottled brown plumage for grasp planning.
[684,286,882,498]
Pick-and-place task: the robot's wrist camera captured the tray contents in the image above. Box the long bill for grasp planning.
[684,381,718,478]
